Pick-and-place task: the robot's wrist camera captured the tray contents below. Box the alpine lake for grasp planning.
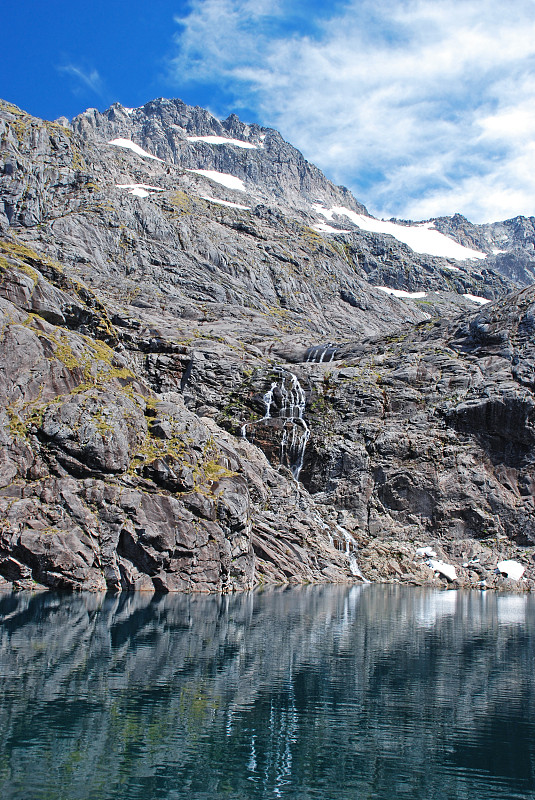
[1,585,534,800]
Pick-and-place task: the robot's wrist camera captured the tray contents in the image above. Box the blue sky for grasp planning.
[3,0,535,223]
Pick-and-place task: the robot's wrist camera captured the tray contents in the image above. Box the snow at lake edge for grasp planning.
[497,560,525,580]
[427,559,457,582]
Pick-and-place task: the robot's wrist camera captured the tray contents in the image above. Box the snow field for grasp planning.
[376,287,427,299]
[108,138,164,162]
[116,183,164,198]
[311,223,352,234]
[201,195,251,210]
[312,204,487,261]
[187,135,257,149]
[463,294,491,305]
[186,169,246,192]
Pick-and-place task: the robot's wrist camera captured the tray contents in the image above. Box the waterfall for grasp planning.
[275,370,310,480]
[242,381,277,439]
[282,417,310,481]
[262,382,278,418]
[243,369,310,481]
[335,524,369,582]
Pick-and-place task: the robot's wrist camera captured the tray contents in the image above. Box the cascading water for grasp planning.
[274,371,310,480]
[242,370,310,481]
[241,382,277,439]
[305,343,337,363]
[335,524,369,581]
[309,513,367,581]
[241,372,366,579]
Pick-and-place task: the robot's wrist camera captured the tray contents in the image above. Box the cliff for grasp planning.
[0,97,533,591]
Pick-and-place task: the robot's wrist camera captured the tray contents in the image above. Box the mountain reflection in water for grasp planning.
[1,586,534,800]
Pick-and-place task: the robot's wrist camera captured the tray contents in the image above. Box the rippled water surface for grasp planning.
[1,586,535,799]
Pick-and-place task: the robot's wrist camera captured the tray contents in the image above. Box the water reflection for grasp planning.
[0,586,534,799]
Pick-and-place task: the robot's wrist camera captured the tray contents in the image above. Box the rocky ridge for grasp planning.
[0,97,534,592]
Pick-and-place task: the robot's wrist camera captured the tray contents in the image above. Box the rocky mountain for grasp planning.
[429,213,535,287]
[0,96,533,592]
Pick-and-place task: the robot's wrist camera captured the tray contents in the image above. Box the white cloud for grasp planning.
[169,0,535,223]
[58,64,104,96]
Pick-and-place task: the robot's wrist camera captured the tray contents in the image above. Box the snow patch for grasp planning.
[108,138,164,162]
[463,293,491,305]
[312,204,486,261]
[492,248,507,254]
[377,286,427,299]
[116,183,163,191]
[427,560,457,582]
[443,264,461,272]
[311,223,352,234]
[497,560,525,580]
[116,183,163,199]
[201,195,250,210]
[186,169,246,192]
[187,135,257,149]
[415,546,437,558]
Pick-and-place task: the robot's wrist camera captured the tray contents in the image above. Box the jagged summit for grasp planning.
[70,98,535,277]
[0,96,533,593]
[5,95,535,283]
[69,96,368,220]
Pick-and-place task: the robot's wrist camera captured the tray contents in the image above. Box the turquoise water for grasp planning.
[1,586,534,799]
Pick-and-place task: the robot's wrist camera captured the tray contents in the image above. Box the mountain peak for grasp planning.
[0,96,534,592]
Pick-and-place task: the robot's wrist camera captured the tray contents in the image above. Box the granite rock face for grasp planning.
[0,97,533,592]
[430,213,535,287]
